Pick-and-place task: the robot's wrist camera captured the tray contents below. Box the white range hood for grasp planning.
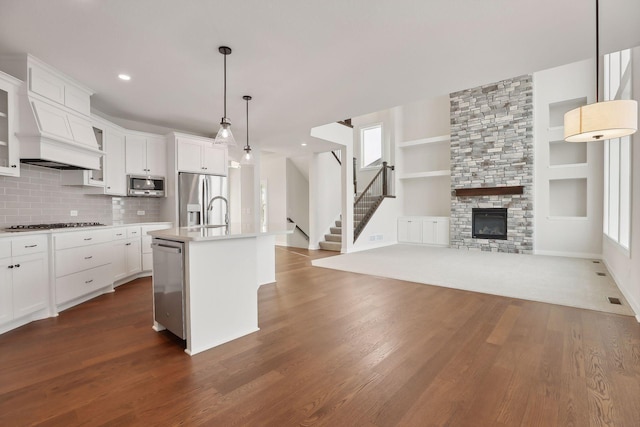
[0,54,103,170]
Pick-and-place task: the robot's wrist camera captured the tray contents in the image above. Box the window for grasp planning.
[603,48,633,250]
[360,124,382,169]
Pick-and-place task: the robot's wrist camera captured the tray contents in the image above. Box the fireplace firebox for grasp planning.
[472,208,507,240]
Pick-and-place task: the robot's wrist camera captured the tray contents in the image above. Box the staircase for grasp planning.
[319,217,342,251]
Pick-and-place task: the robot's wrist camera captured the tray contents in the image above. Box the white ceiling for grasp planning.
[0,0,638,158]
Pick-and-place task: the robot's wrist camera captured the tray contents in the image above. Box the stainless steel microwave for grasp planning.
[127,175,165,197]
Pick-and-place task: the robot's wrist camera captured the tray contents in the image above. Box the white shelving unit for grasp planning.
[396,133,452,217]
[0,71,21,176]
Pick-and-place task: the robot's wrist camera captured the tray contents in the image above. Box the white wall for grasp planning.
[603,46,640,321]
[399,95,451,140]
[260,153,287,245]
[286,158,310,248]
[351,197,399,252]
[310,122,354,252]
[533,59,604,258]
[308,152,342,249]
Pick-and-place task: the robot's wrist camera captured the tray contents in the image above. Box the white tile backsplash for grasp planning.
[0,164,165,227]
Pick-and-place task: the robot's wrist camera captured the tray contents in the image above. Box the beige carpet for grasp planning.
[312,244,634,316]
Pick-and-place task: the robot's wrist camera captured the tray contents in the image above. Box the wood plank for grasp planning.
[0,247,639,426]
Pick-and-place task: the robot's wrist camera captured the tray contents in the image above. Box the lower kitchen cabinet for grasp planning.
[53,229,113,310]
[112,238,141,282]
[398,216,450,246]
[0,235,49,332]
[140,224,172,270]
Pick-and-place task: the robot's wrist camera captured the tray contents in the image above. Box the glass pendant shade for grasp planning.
[564,99,638,142]
[240,147,253,165]
[214,119,236,146]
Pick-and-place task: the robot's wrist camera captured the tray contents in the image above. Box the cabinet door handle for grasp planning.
[107,186,111,189]
[126,243,132,246]
[85,279,93,284]
[24,244,38,248]
[116,233,123,236]
[14,264,20,268]
[84,256,93,260]
[8,265,13,269]
[84,237,93,241]
[11,165,17,168]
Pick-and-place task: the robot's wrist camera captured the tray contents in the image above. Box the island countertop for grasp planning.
[147,222,295,242]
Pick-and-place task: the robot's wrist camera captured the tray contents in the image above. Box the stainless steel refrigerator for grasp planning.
[178,172,229,227]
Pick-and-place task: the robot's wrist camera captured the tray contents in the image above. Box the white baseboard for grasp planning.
[534,249,602,259]
[602,258,640,323]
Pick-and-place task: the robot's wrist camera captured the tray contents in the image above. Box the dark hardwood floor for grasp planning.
[1,247,639,426]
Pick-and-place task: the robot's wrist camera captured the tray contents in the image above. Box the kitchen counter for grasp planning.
[150,221,293,356]
[0,222,173,237]
[147,222,295,242]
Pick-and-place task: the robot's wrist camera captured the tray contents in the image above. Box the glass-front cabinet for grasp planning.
[0,71,21,177]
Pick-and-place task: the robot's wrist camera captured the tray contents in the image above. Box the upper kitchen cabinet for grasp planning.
[125,132,167,177]
[103,125,126,195]
[172,133,227,176]
[0,54,103,170]
[0,70,21,177]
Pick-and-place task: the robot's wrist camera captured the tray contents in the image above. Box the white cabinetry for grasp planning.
[0,235,49,331]
[0,71,21,176]
[112,226,142,283]
[125,133,166,177]
[397,218,423,243]
[421,217,450,246]
[53,229,113,309]
[140,223,172,271]
[398,216,450,246]
[176,136,227,176]
[103,125,126,195]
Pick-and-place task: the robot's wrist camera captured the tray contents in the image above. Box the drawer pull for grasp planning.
[24,244,38,248]
[14,264,20,268]
[85,279,93,284]
[84,256,93,260]
[8,265,13,269]
[116,233,123,236]
[84,238,93,241]
[126,243,132,246]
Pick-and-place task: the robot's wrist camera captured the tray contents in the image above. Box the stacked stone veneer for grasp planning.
[449,75,534,253]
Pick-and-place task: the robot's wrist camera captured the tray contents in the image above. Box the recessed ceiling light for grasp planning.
[301,143,307,146]
[118,74,131,81]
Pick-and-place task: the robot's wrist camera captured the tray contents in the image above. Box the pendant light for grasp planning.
[214,46,237,146]
[564,0,637,142]
[241,95,254,164]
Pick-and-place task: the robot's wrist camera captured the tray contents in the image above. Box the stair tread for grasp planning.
[319,241,341,252]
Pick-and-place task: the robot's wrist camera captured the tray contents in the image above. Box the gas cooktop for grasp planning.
[3,222,106,232]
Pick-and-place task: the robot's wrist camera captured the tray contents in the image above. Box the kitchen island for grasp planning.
[148,222,294,356]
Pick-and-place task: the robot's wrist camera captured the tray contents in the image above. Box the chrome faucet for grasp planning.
[207,196,229,225]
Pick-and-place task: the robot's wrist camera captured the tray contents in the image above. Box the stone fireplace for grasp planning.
[449,75,534,253]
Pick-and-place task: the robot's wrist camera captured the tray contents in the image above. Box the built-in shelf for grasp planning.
[398,134,450,148]
[454,186,524,197]
[399,170,450,180]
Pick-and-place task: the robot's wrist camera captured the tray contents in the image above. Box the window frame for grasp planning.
[359,123,384,170]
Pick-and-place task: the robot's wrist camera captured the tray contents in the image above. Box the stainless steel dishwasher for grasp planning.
[151,238,186,339]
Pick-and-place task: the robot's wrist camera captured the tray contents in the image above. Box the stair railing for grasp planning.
[286,217,309,241]
[353,161,395,241]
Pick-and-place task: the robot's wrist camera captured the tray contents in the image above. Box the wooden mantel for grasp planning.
[454,186,524,197]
